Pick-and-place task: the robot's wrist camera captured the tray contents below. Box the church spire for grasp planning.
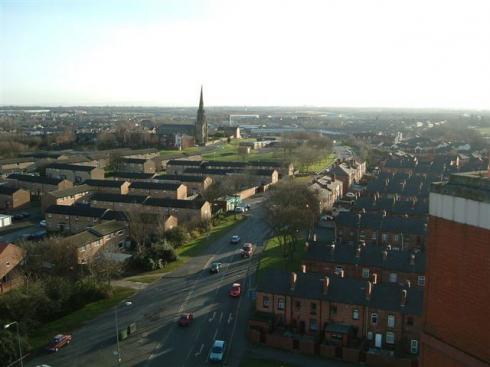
[195,85,208,145]
[199,85,204,111]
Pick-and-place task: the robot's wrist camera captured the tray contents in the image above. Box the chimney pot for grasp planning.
[322,276,330,295]
[401,289,408,306]
[301,265,307,273]
[313,233,317,243]
[339,269,345,278]
[382,250,388,261]
[290,272,297,290]
[305,242,310,252]
[371,273,378,284]
[355,247,361,258]
[405,280,411,288]
[410,253,416,266]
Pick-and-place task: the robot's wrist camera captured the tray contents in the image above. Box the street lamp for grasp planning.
[4,321,23,367]
[114,300,133,366]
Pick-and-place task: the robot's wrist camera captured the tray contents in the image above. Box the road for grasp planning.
[27,196,268,367]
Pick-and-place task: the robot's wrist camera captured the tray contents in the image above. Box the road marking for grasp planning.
[208,311,216,322]
[212,328,218,340]
[219,312,224,323]
[194,343,204,357]
[227,313,233,324]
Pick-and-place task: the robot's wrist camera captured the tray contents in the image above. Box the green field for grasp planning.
[256,236,306,282]
[29,287,136,349]
[159,146,200,159]
[298,153,337,174]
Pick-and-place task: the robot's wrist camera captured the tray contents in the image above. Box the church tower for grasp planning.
[195,86,208,145]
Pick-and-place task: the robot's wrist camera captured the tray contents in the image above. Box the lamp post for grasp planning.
[4,321,23,367]
[114,301,132,366]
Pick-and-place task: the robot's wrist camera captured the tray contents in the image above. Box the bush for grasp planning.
[165,227,189,249]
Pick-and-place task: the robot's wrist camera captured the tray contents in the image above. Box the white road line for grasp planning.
[194,343,204,357]
[208,311,216,322]
[212,328,218,340]
[227,313,233,324]
[219,312,224,323]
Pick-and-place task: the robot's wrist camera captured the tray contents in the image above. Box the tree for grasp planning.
[165,226,189,248]
[127,212,151,254]
[263,181,320,262]
[87,251,123,286]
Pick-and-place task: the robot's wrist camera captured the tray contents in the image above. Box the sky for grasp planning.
[1,0,490,109]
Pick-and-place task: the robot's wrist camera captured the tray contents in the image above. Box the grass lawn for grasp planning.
[299,153,337,173]
[477,127,490,136]
[29,286,136,350]
[256,236,306,282]
[159,146,201,159]
[240,358,299,367]
[147,214,245,275]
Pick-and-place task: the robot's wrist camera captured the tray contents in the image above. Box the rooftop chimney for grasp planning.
[338,269,345,278]
[401,289,408,307]
[355,246,361,258]
[322,276,330,295]
[409,253,416,266]
[371,273,378,285]
[366,281,372,300]
[301,265,307,273]
[305,241,310,252]
[313,233,317,243]
[382,250,388,261]
[290,272,297,291]
[330,243,336,256]
[405,280,411,288]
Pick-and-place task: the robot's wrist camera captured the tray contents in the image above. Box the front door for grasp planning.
[375,333,383,348]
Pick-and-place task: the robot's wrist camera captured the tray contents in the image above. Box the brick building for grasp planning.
[128,181,187,199]
[84,179,130,195]
[153,174,213,195]
[41,184,91,211]
[421,171,490,367]
[0,243,26,294]
[110,172,156,181]
[6,174,73,197]
[118,157,158,173]
[0,185,30,209]
[45,162,104,183]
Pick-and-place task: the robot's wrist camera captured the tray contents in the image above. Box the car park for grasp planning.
[240,243,253,258]
[209,262,222,274]
[209,340,225,363]
[46,334,72,352]
[230,235,240,244]
[178,313,193,327]
[229,283,241,297]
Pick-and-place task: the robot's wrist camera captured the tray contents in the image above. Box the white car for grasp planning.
[209,340,225,363]
[39,219,47,227]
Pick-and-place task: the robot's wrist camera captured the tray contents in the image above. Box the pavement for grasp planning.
[26,195,269,367]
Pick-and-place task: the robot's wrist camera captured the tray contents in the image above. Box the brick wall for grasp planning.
[423,216,490,363]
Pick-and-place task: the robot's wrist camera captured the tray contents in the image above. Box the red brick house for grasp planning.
[0,243,26,294]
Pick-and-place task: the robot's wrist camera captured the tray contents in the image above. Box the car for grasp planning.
[27,230,47,241]
[345,192,356,199]
[46,334,72,352]
[230,235,241,244]
[178,313,193,327]
[234,206,245,213]
[209,340,225,363]
[240,243,253,258]
[320,215,334,222]
[21,212,30,219]
[229,283,241,297]
[39,219,47,227]
[12,213,25,221]
[209,262,222,274]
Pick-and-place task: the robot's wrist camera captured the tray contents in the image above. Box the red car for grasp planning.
[229,283,241,297]
[46,334,72,352]
[240,243,253,258]
[178,313,193,326]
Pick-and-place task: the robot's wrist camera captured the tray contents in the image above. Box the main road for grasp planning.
[27,196,268,367]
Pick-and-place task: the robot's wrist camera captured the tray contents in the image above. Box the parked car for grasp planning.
[209,262,222,274]
[178,313,193,327]
[12,213,25,221]
[345,192,356,199]
[46,334,72,352]
[234,206,245,213]
[27,230,47,241]
[229,283,241,297]
[230,235,241,244]
[240,243,253,258]
[209,340,225,363]
[39,219,47,227]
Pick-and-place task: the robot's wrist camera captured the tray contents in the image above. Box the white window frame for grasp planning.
[362,268,370,279]
[386,331,395,344]
[410,339,419,354]
[389,273,398,283]
[418,276,425,286]
[367,331,373,340]
[352,308,359,320]
[263,296,270,308]
[387,314,395,328]
[335,265,343,275]
[277,298,285,311]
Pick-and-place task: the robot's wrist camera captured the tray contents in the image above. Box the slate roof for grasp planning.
[129,181,181,191]
[45,204,108,218]
[153,174,208,183]
[46,163,97,171]
[144,197,207,209]
[303,243,425,274]
[7,174,64,185]
[48,184,91,198]
[0,185,21,195]
[110,172,156,180]
[84,179,127,188]
[89,220,126,236]
[91,193,148,204]
[167,159,204,167]
[370,283,424,315]
[120,157,151,164]
[184,167,275,176]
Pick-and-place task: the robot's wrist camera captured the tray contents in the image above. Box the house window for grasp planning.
[387,315,395,328]
[277,298,285,311]
[335,265,343,275]
[263,296,270,308]
[367,331,373,340]
[330,304,337,315]
[410,339,419,354]
[406,316,414,326]
[310,303,317,315]
[418,276,425,286]
[362,268,370,278]
[386,332,395,344]
[382,234,388,242]
[389,273,398,283]
[371,313,378,325]
[394,234,399,242]
[352,308,359,320]
[310,319,318,332]
[295,301,301,311]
